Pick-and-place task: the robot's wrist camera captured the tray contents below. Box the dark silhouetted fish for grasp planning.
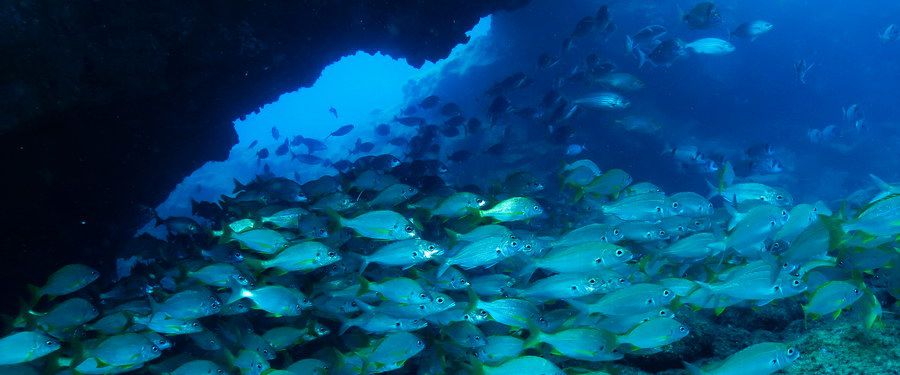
[350,138,375,155]
[440,103,462,117]
[290,135,304,146]
[394,116,427,127]
[275,139,290,156]
[683,1,721,30]
[420,95,440,109]
[248,140,258,148]
[441,124,460,137]
[389,137,408,146]
[466,118,482,135]
[256,148,269,160]
[488,96,511,126]
[327,124,354,138]
[486,72,532,96]
[638,38,686,67]
[292,153,324,165]
[271,126,280,140]
[537,53,560,69]
[300,137,328,153]
[329,107,338,118]
[448,150,473,163]
[571,16,595,37]
[375,123,391,136]
[331,159,352,172]
[486,142,506,155]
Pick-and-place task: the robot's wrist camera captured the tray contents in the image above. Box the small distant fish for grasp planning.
[327,124,354,138]
[638,38,686,68]
[375,123,391,136]
[566,144,587,156]
[537,53,560,69]
[843,104,864,130]
[466,118,482,135]
[247,140,258,149]
[685,38,735,55]
[329,107,338,118]
[419,95,440,109]
[256,148,269,161]
[485,142,506,156]
[878,24,899,43]
[350,138,375,155]
[275,139,290,156]
[593,72,644,92]
[794,59,814,84]
[486,72,531,96]
[571,16,595,38]
[300,137,328,153]
[573,92,630,111]
[440,103,462,117]
[731,20,774,41]
[561,37,574,54]
[683,1,721,30]
[394,116,426,127]
[448,150,472,163]
[389,137,408,146]
[292,153,324,165]
[488,96,512,126]
[271,127,280,140]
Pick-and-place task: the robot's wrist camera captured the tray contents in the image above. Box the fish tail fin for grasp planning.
[869,174,894,193]
[232,178,246,193]
[324,209,346,231]
[226,276,250,305]
[243,257,266,272]
[444,228,461,243]
[26,284,43,306]
[637,48,649,68]
[682,361,705,375]
[356,275,371,297]
[338,317,356,336]
[523,321,543,349]
[357,256,370,275]
[436,261,452,277]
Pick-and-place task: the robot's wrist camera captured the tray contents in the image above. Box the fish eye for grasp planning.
[418,304,426,310]
[600,236,608,242]
[474,335,481,341]
[658,230,666,236]
[619,278,626,283]
[419,293,427,298]
[428,245,435,250]
[395,322,402,327]
[532,205,540,210]
[238,276,246,281]
[479,309,488,316]
[191,322,200,327]
[151,345,159,352]
[327,251,336,257]
[776,195,784,200]
[679,326,686,332]
[655,206,662,213]
[595,257,603,264]
[412,252,418,257]
[793,280,801,286]
[659,310,667,316]
[646,298,654,305]
[788,348,795,354]
[853,288,860,294]
[571,285,578,291]
[405,226,414,232]
[46,340,54,346]
[524,244,533,251]
[510,241,518,247]
[302,298,310,304]
[588,278,596,284]
[770,220,776,226]
[613,229,621,235]
[436,297,445,303]
[417,340,423,346]
[351,301,358,307]
[615,249,624,256]
[476,198,484,204]
[663,289,671,297]
[672,202,679,208]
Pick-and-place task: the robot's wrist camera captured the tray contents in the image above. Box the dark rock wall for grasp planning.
[0,0,526,313]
